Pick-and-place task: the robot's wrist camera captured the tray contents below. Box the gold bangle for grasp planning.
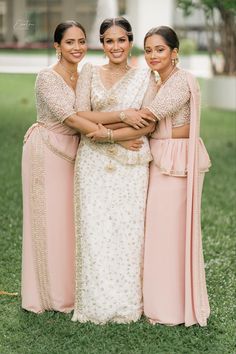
[107,129,114,143]
[107,128,110,142]
[110,129,114,143]
[119,111,127,122]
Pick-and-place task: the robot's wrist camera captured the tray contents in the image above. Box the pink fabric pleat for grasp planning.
[144,162,187,325]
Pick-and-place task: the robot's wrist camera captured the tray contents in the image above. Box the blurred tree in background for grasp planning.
[177,0,236,75]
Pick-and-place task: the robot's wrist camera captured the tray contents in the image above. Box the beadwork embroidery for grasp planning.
[72,63,151,324]
[30,133,52,310]
[148,70,191,127]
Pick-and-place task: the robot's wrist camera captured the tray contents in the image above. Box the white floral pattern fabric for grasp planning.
[72,64,151,324]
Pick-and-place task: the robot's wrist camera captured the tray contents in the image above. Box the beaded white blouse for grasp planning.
[35,67,78,127]
[147,69,191,128]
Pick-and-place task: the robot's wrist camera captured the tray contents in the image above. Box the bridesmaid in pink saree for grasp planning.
[21,21,101,313]
[140,26,211,326]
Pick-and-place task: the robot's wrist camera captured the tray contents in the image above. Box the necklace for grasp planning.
[102,64,130,88]
[103,64,130,77]
[59,61,78,81]
[157,67,177,87]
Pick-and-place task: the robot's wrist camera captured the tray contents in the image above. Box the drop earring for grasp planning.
[129,45,133,58]
[56,50,61,61]
[172,56,179,66]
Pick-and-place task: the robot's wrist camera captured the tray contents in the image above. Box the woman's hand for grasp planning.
[139,108,157,121]
[118,139,144,151]
[122,109,155,129]
[86,123,108,142]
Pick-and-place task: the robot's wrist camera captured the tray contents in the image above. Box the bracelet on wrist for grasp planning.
[119,111,127,122]
[107,128,110,142]
[110,129,114,143]
[107,128,114,143]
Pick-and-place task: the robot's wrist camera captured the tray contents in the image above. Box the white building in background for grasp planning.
[126,0,174,48]
[85,0,175,49]
[0,0,211,49]
[89,0,118,48]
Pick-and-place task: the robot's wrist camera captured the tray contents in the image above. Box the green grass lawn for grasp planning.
[0,73,235,354]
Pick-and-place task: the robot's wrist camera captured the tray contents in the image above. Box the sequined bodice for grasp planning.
[35,67,78,134]
[147,69,191,129]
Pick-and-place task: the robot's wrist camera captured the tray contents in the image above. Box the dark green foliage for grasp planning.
[0,74,235,354]
[177,0,236,75]
[177,0,236,16]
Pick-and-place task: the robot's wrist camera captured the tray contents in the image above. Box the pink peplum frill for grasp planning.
[150,137,211,177]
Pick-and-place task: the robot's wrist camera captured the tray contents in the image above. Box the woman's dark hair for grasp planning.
[144,26,179,50]
[54,20,86,44]
[99,17,133,43]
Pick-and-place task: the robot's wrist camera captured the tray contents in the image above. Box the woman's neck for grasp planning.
[59,58,78,72]
[106,61,130,71]
[158,65,176,84]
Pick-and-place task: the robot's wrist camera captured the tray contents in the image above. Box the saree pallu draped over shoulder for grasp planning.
[184,72,210,326]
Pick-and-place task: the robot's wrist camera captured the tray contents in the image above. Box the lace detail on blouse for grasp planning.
[35,68,78,125]
[147,70,191,128]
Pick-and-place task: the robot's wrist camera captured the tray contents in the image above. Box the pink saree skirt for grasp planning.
[21,123,79,313]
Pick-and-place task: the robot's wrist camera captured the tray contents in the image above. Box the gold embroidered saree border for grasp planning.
[39,128,75,164]
[30,135,53,311]
[24,123,76,164]
[72,153,83,319]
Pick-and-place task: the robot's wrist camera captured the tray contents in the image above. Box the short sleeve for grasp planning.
[77,63,93,111]
[147,71,190,120]
[35,70,76,123]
